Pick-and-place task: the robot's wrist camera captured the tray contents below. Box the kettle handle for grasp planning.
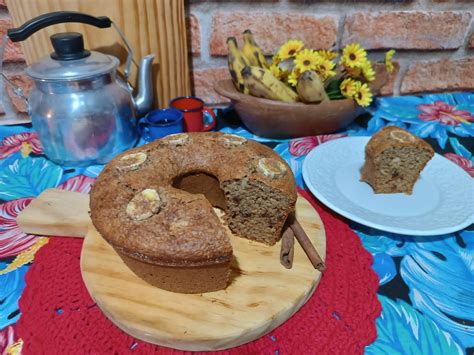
[6,11,135,83]
[8,11,111,42]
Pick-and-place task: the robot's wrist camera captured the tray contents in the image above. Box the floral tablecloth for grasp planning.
[1,93,473,354]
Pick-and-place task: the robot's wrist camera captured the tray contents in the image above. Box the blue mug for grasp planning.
[138,108,184,141]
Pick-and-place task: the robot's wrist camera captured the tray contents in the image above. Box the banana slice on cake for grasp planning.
[257,157,287,179]
[126,189,162,221]
[219,134,247,148]
[389,129,416,143]
[164,133,190,146]
[117,152,147,171]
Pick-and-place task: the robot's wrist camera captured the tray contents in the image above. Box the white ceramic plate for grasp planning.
[302,136,474,236]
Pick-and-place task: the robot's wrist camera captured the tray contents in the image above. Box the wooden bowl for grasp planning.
[214,65,389,139]
[214,79,363,139]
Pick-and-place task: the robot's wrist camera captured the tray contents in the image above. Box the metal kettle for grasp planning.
[3,11,155,166]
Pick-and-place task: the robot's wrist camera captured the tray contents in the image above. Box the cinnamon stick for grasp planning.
[280,226,295,269]
[290,216,325,272]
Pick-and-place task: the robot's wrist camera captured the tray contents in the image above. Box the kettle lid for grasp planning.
[26,32,119,81]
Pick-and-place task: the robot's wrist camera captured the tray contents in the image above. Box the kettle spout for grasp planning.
[133,54,155,117]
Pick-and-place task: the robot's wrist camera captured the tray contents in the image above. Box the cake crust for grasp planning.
[364,126,434,157]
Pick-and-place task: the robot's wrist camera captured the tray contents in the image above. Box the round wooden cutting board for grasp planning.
[80,194,326,351]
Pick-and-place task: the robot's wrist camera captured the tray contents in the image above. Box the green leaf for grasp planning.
[366,295,463,355]
[325,78,342,95]
[328,91,345,100]
[0,157,63,200]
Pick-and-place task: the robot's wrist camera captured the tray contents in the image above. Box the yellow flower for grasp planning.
[294,49,321,73]
[280,69,290,82]
[340,78,360,98]
[341,43,367,68]
[269,64,283,79]
[277,40,304,60]
[272,54,281,65]
[274,58,291,80]
[354,83,373,107]
[385,49,396,73]
[317,50,337,60]
[361,60,375,82]
[315,59,336,80]
[346,66,362,78]
[287,68,301,87]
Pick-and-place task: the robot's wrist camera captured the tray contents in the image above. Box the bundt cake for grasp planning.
[89,132,297,293]
[360,126,434,194]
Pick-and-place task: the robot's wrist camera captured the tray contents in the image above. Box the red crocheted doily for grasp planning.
[15,189,381,354]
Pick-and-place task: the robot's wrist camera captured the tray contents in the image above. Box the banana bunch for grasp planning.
[242,30,268,69]
[227,37,250,94]
[296,71,329,103]
[225,31,349,105]
[241,66,298,103]
[226,30,270,96]
[227,30,330,104]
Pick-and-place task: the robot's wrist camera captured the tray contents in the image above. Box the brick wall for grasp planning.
[189,0,474,104]
[1,1,473,119]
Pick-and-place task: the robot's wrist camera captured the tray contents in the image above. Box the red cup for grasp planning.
[169,96,216,132]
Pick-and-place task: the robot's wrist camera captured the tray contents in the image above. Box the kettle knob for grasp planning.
[50,32,90,61]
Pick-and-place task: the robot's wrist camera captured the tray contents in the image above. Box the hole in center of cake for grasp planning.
[172,171,227,210]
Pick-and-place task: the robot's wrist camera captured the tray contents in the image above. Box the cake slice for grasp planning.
[360,126,434,194]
